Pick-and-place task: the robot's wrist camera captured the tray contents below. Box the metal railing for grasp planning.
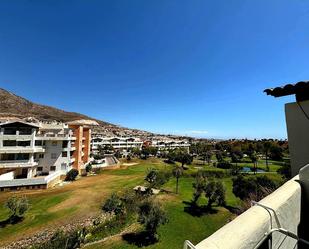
[252,201,309,249]
[183,240,197,249]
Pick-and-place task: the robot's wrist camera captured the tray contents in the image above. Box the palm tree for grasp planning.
[250,151,258,174]
[173,166,184,194]
[263,141,272,172]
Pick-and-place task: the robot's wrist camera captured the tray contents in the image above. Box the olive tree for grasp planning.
[5,195,29,219]
[137,200,168,240]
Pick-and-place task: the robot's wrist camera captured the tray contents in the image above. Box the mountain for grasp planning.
[0,88,112,127]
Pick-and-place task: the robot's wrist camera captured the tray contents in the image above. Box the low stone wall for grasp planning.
[193,176,301,249]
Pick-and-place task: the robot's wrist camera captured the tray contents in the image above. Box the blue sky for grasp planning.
[0,0,308,139]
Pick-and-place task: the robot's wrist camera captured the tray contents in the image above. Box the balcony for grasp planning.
[0,146,45,153]
[0,170,63,188]
[0,160,38,168]
[184,165,309,249]
[62,146,76,152]
[36,132,76,140]
[1,134,33,140]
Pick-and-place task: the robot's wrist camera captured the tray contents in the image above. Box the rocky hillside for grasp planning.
[0,88,111,126]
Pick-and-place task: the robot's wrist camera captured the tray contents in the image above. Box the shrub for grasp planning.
[277,164,291,179]
[65,169,79,181]
[102,193,124,215]
[217,161,233,169]
[145,169,170,189]
[5,196,29,218]
[232,175,278,201]
[88,215,129,242]
[85,164,92,173]
[127,155,131,161]
[30,228,86,249]
[121,190,143,214]
[93,154,103,160]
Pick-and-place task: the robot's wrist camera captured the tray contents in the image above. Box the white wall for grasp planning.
[0,171,14,180]
[37,140,72,173]
[285,100,309,176]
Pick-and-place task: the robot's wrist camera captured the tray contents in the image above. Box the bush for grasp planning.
[93,154,103,160]
[30,229,86,249]
[102,193,124,215]
[88,215,129,242]
[5,196,29,218]
[277,164,291,179]
[85,164,92,173]
[232,175,278,201]
[217,161,233,169]
[145,169,170,189]
[65,169,79,181]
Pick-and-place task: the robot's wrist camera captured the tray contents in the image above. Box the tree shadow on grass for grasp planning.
[0,215,23,228]
[224,205,242,215]
[183,201,218,217]
[122,231,158,247]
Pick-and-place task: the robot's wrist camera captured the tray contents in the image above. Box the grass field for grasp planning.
[0,158,284,248]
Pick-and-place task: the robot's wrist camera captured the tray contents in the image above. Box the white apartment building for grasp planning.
[0,120,78,190]
[91,135,143,153]
[151,140,190,152]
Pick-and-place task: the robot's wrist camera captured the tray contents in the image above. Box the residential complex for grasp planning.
[91,133,191,154]
[150,139,190,152]
[0,120,91,190]
[91,135,143,153]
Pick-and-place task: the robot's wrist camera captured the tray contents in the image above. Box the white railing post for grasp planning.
[183,240,197,249]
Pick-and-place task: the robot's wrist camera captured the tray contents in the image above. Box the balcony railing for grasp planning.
[0,170,63,188]
[36,132,76,140]
[0,146,45,153]
[0,160,38,168]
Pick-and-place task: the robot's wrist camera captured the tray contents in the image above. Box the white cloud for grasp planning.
[186,130,208,134]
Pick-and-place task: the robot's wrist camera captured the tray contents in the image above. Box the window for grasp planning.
[35,140,43,146]
[37,167,43,171]
[19,128,32,135]
[52,141,57,146]
[50,166,56,171]
[17,141,31,147]
[62,151,67,157]
[61,163,67,170]
[3,140,16,146]
[62,141,68,148]
[1,154,15,160]
[3,128,16,135]
[16,153,29,160]
[39,153,44,159]
[51,153,57,159]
